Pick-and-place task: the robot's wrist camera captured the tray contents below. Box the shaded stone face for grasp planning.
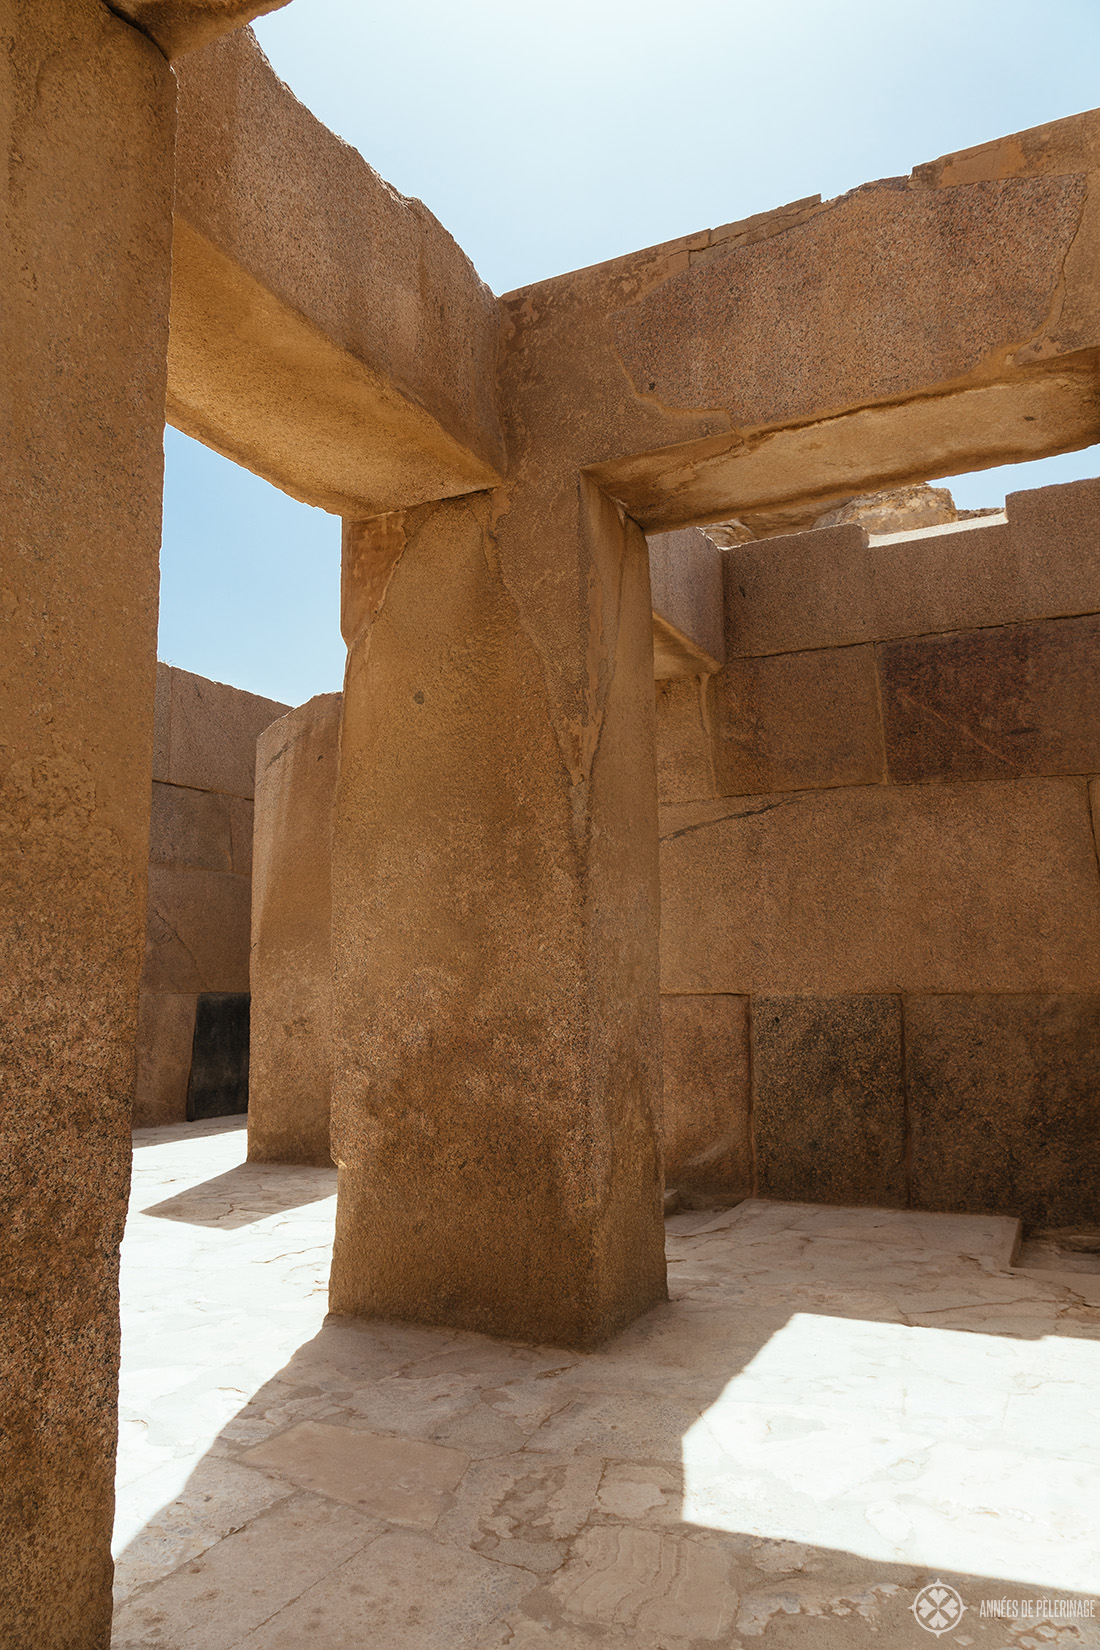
[907,995,1100,1227]
[712,643,883,796]
[248,693,341,1169]
[751,996,907,1207]
[879,614,1100,782]
[660,995,751,1202]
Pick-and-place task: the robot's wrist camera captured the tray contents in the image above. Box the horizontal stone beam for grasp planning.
[504,109,1100,532]
[170,30,505,516]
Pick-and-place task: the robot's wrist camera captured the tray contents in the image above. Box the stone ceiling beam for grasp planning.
[170,31,505,516]
[503,109,1100,534]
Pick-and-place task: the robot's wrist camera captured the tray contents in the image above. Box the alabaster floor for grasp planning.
[112,1120,1100,1648]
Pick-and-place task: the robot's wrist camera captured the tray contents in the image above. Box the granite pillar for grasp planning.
[249,694,341,1166]
[0,1,175,1641]
[328,486,667,1349]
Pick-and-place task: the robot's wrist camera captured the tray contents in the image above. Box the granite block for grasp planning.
[880,614,1100,782]
[660,995,751,1199]
[752,995,906,1207]
[907,993,1100,1227]
[713,644,883,795]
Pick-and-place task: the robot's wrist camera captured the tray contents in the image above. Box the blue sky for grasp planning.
[158,0,1100,705]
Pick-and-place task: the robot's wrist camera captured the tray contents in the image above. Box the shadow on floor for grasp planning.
[110,1200,1100,1647]
[141,1161,337,1228]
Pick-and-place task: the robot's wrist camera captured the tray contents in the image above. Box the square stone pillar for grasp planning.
[329,482,667,1349]
[249,693,341,1166]
[0,2,175,1642]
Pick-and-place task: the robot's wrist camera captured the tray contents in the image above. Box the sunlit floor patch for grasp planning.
[114,1143,1100,1646]
[114,1119,337,1594]
[683,1311,1100,1592]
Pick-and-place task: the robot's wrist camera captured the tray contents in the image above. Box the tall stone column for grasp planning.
[329,482,667,1349]
[249,693,341,1166]
[0,2,175,1643]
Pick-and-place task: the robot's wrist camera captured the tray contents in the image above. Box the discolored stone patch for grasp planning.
[752,996,906,1207]
[879,614,1100,783]
[660,995,751,1200]
[906,993,1100,1226]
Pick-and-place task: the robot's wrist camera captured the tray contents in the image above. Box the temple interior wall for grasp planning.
[656,476,1100,1226]
[134,663,287,1125]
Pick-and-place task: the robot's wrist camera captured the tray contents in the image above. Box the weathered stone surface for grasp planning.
[660,779,1100,995]
[134,989,196,1128]
[712,644,883,796]
[329,487,667,1349]
[814,483,957,534]
[907,994,1100,1226]
[879,614,1100,783]
[647,528,725,676]
[149,781,234,871]
[249,694,340,1167]
[660,995,751,1201]
[577,155,1100,530]
[616,178,1086,433]
[654,680,715,806]
[724,478,1100,661]
[109,1,289,60]
[158,665,287,798]
[145,865,251,994]
[0,2,175,1641]
[245,1423,469,1527]
[170,30,505,516]
[752,996,906,1207]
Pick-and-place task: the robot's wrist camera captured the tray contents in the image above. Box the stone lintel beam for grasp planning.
[170,31,505,516]
[108,0,290,59]
[502,107,1100,534]
[648,528,725,679]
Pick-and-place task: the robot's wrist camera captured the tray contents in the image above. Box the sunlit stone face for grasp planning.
[682,1311,1100,1592]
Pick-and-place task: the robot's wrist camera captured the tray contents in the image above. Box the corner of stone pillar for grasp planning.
[328,483,667,1351]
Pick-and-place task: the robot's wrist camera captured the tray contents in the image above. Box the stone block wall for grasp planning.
[134,664,288,1125]
[658,477,1100,1226]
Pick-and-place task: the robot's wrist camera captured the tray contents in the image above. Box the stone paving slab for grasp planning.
[113,1121,1100,1647]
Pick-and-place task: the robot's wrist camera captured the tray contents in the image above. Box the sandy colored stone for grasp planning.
[752,996,906,1207]
[229,794,255,877]
[879,613,1100,783]
[149,781,234,871]
[170,30,505,516]
[724,478,1100,662]
[907,994,1100,1227]
[660,778,1100,995]
[0,2,176,1642]
[111,1494,377,1650]
[813,483,957,534]
[249,694,340,1167]
[660,995,751,1200]
[144,865,251,994]
[133,989,196,1128]
[329,487,667,1350]
[654,680,715,806]
[647,528,725,675]
[160,665,288,798]
[111,2,289,60]
[245,1423,469,1526]
[712,644,884,796]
